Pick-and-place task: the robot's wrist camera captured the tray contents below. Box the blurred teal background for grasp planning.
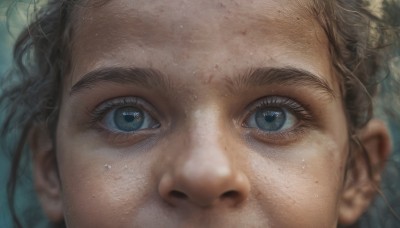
[0,1,399,227]
[1,2,48,227]
[1,3,16,227]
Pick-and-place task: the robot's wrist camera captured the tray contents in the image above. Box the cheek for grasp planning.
[55,129,157,227]
[248,134,348,227]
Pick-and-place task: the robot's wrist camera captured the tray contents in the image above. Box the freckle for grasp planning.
[296,17,300,20]
[104,164,112,170]
[301,159,307,172]
[315,180,319,184]
[278,10,282,13]
[240,30,247,36]
[205,74,215,84]
[114,175,122,180]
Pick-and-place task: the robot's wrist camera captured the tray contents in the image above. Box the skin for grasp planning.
[31,0,391,227]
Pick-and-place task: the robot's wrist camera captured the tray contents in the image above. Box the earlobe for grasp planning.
[339,119,391,225]
[30,124,64,222]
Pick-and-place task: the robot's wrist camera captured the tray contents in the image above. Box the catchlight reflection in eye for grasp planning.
[102,106,158,132]
[247,107,298,132]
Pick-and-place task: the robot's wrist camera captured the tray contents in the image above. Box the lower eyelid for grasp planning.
[95,126,159,146]
[250,126,308,145]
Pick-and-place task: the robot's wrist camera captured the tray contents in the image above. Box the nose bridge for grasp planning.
[189,107,227,157]
[186,106,234,169]
[158,107,250,208]
[180,107,233,189]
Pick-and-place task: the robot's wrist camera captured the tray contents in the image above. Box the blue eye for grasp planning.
[102,106,159,133]
[246,107,297,132]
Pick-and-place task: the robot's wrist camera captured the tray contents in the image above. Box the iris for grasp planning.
[255,107,286,131]
[113,107,144,132]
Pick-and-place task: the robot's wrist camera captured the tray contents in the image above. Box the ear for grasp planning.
[338,119,391,225]
[30,123,64,222]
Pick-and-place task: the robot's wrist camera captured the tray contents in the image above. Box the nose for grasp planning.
[159,156,250,208]
[158,120,250,208]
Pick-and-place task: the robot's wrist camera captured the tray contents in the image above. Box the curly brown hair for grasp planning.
[1,0,399,227]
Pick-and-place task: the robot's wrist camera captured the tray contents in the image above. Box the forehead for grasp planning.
[70,0,332,86]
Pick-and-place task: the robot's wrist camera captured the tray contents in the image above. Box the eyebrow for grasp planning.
[70,67,170,96]
[232,67,335,98]
[70,66,335,98]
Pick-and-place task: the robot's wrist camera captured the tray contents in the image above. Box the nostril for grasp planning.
[221,190,240,199]
[170,190,188,199]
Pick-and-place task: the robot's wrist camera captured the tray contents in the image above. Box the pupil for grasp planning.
[114,107,144,131]
[123,112,137,122]
[264,113,277,122]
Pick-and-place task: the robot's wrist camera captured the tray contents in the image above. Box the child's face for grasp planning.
[41,0,363,226]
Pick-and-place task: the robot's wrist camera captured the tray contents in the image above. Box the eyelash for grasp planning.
[89,97,159,138]
[89,96,313,144]
[242,96,313,141]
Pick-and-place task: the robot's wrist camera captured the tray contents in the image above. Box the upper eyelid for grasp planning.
[255,97,298,108]
[94,97,140,111]
[247,96,306,112]
[92,97,158,114]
